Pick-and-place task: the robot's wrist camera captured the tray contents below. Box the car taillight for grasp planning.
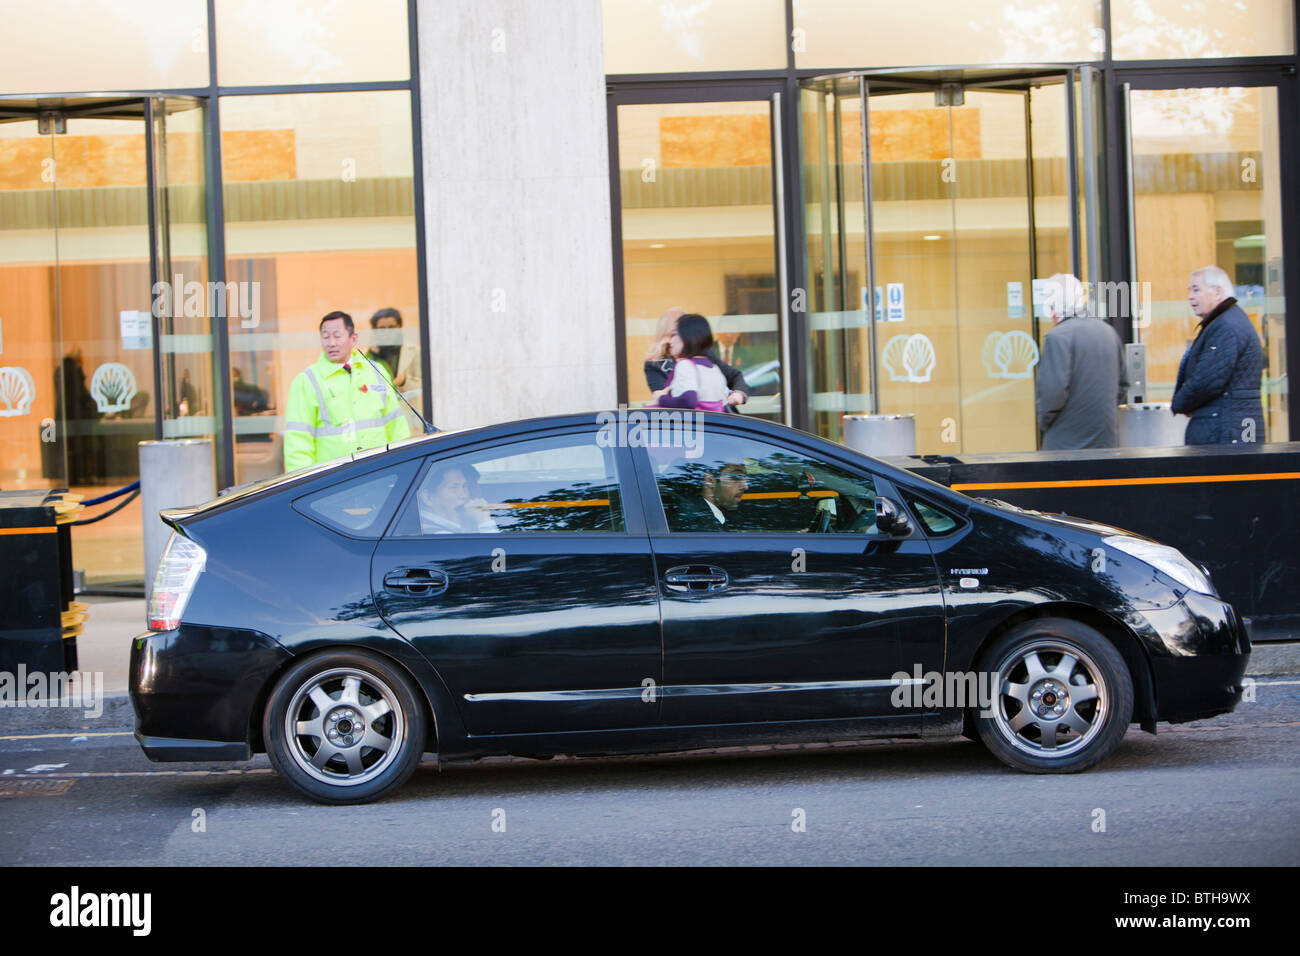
[147,531,207,630]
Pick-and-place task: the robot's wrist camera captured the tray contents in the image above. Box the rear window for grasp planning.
[294,463,417,537]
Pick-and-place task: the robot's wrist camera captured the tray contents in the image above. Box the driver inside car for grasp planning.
[674,460,750,531]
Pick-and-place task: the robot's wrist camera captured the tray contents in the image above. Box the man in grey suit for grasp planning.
[1171,265,1265,445]
[1034,273,1128,450]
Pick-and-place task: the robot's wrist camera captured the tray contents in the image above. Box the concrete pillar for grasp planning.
[417,0,616,430]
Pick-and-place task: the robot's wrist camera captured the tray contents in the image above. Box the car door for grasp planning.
[634,422,946,726]
[371,428,662,737]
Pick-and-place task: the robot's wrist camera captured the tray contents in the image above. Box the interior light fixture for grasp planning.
[649,242,666,248]
[922,235,942,241]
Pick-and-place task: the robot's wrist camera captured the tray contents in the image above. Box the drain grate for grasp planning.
[0,778,75,798]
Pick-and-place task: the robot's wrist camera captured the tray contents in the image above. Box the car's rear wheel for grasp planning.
[263,650,426,804]
[974,618,1133,773]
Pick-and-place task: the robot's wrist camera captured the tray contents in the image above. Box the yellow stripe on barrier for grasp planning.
[492,499,611,509]
[951,471,1300,492]
[0,526,58,535]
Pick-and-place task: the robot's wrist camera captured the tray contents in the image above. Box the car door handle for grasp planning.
[383,568,448,596]
[663,565,729,594]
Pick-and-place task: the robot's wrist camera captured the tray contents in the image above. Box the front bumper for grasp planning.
[1134,590,1251,723]
[130,625,292,762]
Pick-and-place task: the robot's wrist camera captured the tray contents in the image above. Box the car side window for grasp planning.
[295,463,416,537]
[907,496,962,535]
[391,434,626,535]
[650,434,879,534]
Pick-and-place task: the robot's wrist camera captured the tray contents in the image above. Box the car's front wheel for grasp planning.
[263,650,427,804]
[974,618,1133,773]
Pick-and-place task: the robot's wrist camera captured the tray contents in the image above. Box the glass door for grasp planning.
[1123,77,1290,442]
[611,90,788,423]
[801,70,1086,454]
[0,96,215,591]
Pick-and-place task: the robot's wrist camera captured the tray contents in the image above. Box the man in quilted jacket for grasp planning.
[1171,266,1265,445]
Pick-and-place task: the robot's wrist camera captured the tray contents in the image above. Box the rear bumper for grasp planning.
[130,625,292,760]
[135,734,251,762]
[1137,590,1251,723]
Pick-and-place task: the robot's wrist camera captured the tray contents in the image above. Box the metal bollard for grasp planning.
[139,439,216,601]
[1118,402,1188,448]
[842,414,917,457]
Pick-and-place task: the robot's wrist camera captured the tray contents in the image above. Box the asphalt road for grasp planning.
[2,679,1298,866]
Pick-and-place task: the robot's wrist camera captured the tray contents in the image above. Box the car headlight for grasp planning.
[1102,535,1216,596]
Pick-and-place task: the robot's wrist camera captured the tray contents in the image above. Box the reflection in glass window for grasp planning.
[216,0,410,85]
[219,91,420,484]
[602,0,787,73]
[302,469,402,536]
[1112,0,1294,59]
[617,101,783,423]
[651,434,879,534]
[908,497,961,535]
[793,0,1105,69]
[395,436,626,535]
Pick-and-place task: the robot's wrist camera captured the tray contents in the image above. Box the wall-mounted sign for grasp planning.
[881,333,935,383]
[90,362,138,414]
[982,330,1040,380]
[1007,281,1025,319]
[886,282,905,321]
[1031,279,1049,319]
[120,310,152,350]
[0,366,36,417]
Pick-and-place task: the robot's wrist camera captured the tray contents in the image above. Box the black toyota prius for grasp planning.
[131,411,1249,803]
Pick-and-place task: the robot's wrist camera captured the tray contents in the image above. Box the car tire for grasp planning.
[973,618,1133,774]
[263,650,427,804]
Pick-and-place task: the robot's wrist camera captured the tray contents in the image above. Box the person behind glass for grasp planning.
[417,463,498,534]
[1171,265,1265,446]
[643,306,748,408]
[675,460,749,530]
[368,308,421,392]
[649,313,731,411]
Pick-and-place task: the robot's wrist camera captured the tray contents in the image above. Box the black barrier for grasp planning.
[0,489,84,673]
[887,442,1300,642]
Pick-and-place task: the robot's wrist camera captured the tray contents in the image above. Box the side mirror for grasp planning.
[874,496,912,536]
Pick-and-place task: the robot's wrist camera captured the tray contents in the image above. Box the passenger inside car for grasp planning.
[417,463,499,534]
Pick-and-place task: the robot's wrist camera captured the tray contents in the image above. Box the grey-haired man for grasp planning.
[1034,273,1127,450]
[1171,266,1265,445]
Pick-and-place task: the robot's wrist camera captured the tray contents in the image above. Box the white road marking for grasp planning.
[25,763,68,772]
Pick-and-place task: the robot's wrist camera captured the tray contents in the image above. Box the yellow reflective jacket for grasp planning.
[283,350,410,472]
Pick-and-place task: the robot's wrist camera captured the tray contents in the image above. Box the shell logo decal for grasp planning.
[982,330,1040,380]
[90,362,138,414]
[0,366,36,417]
[881,333,936,383]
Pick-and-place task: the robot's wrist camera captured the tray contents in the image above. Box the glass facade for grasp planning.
[0,1,419,591]
[602,0,788,73]
[2,0,1297,591]
[1111,0,1295,59]
[609,2,1297,454]
[1128,85,1288,441]
[218,91,420,483]
[617,99,783,421]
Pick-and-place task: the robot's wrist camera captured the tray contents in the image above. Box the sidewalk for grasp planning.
[3,596,1299,734]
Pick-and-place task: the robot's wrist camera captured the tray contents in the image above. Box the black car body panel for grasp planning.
[130,412,1249,768]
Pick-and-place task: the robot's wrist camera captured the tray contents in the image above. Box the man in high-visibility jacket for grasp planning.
[283,310,410,472]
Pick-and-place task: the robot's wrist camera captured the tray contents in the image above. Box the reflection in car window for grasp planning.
[650,434,878,534]
[302,470,401,536]
[393,435,626,535]
[908,497,961,535]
